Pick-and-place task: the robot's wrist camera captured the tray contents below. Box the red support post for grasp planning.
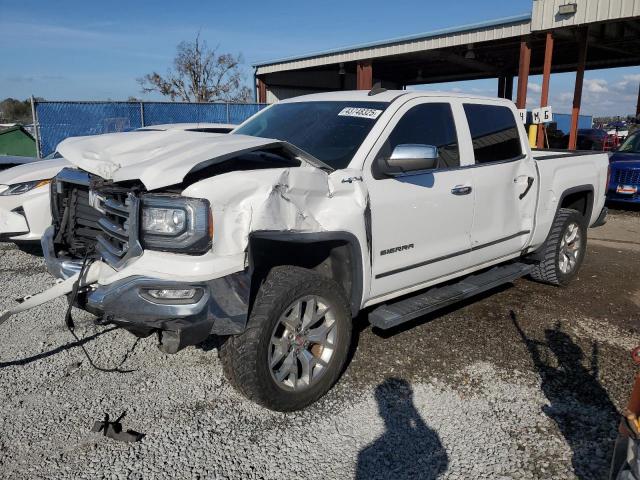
[516,39,531,110]
[357,61,373,90]
[257,78,267,104]
[568,29,588,151]
[537,32,554,149]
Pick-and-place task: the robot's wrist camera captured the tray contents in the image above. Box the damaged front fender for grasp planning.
[183,166,372,310]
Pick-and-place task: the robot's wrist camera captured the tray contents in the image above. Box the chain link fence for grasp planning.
[32,100,267,157]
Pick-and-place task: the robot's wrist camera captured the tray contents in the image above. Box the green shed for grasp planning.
[0,126,37,157]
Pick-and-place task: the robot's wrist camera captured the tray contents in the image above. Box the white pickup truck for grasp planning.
[2,90,609,411]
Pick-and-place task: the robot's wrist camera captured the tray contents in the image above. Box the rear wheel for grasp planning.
[529,208,587,286]
[219,266,352,411]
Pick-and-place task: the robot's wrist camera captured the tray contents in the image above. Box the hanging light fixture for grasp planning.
[558,3,577,15]
[464,44,476,60]
[338,62,346,75]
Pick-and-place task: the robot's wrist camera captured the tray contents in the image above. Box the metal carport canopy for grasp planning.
[254,14,533,76]
[253,5,640,102]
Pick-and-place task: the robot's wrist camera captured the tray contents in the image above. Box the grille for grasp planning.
[52,168,141,267]
[94,192,138,265]
[614,168,640,186]
[52,171,101,256]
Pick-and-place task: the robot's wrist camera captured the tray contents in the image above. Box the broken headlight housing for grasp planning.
[140,195,212,254]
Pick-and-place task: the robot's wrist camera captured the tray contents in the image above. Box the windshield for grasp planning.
[234,101,389,169]
[618,132,640,153]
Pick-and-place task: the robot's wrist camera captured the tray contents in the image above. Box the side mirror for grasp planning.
[385,144,438,173]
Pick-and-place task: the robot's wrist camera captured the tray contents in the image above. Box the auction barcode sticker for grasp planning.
[338,107,383,119]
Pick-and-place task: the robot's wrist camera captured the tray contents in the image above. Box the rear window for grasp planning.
[463,104,522,164]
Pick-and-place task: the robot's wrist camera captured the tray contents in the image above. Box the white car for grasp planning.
[0,158,70,245]
[0,154,48,173]
[0,123,234,246]
[4,90,609,411]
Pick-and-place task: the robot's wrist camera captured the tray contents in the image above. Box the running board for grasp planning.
[369,262,534,330]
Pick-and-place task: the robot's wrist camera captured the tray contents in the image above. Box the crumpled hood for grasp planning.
[57,130,314,190]
[0,158,70,185]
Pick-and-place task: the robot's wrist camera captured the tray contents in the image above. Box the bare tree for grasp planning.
[138,34,252,103]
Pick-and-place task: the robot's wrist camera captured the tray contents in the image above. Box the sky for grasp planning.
[1,0,639,116]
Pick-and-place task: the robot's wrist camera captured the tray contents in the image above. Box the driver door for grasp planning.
[364,99,476,300]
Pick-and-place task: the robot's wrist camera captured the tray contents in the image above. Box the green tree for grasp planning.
[0,98,33,124]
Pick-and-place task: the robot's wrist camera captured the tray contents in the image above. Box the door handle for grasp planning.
[451,185,472,195]
[517,176,535,199]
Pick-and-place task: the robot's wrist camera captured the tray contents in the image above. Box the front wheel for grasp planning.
[219,266,352,411]
[529,208,587,286]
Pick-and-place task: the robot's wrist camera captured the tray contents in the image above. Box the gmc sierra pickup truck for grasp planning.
[1,90,609,411]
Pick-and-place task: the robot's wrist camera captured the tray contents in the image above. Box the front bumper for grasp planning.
[0,207,29,240]
[0,185,53,241]
[41,226,251,352]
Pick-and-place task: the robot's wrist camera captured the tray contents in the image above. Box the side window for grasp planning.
[463,104,522,164]
[382,103,460,169]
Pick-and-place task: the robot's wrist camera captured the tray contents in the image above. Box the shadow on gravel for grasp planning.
[196,335,225,352]
[0,326,119,368]
[15,242,44,257]
[355,378,448,480]
[512,311,619,479]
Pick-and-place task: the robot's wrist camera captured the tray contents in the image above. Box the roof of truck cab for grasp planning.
[279,89,515,105]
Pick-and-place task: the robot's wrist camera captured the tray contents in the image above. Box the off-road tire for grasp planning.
[529,208,587,286]
[219,266,352,411]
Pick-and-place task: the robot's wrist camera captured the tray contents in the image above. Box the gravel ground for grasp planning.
[1,208,639,479]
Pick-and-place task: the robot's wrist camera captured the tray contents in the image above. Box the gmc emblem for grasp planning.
[88,190,106,213]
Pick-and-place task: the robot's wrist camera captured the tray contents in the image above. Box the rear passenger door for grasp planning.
[365,99,475,300]
[463,102,537,264]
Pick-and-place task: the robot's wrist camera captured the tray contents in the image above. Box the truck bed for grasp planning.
[532,148,610,161]
[528,148,609,250]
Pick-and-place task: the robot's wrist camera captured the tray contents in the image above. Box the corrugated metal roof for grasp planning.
[254,13,532,73]
[532,0,640,31]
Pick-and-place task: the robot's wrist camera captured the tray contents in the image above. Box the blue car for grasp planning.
[608,130,640,204]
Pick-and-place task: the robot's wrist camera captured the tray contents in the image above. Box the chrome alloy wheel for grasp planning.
[268,295,337,391]
[558,221,582,274]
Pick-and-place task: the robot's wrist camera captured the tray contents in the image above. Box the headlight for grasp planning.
[142,207,187,235]
[0,179,51,196]
[140,195,212,254]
